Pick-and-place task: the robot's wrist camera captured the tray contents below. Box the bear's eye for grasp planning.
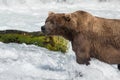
[45,20,54,24]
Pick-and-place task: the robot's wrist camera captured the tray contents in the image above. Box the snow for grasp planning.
[0,0,120,80]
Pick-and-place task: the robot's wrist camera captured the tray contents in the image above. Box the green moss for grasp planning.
[0,32,68,53]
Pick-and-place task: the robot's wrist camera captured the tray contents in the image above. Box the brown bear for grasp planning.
[41,10,120,70]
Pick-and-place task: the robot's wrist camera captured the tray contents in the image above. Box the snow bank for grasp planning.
[0,42,120,80]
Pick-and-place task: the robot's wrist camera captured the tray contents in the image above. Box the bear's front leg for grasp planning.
[72,35,91,65]
[75,47,91,65]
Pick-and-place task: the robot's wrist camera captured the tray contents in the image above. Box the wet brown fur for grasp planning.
[43,11,120,65]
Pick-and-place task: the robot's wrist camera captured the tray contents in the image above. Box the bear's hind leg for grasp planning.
[118,64,120,70]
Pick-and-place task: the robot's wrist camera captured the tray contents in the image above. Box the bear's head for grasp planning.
[41,11,93,41]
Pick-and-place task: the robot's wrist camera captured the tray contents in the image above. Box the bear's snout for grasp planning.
[41,26,45,32]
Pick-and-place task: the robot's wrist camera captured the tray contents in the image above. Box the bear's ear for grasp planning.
[48,11,55,16]
[63,14,71,22]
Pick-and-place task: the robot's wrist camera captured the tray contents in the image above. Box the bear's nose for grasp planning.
[41,26,45,31]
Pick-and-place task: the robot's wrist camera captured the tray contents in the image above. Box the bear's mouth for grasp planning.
[41,29,51,35]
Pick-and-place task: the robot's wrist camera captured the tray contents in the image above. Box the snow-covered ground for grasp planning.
[0,0,120,80]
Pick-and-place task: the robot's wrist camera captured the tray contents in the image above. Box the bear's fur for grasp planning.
[41,11,120,69]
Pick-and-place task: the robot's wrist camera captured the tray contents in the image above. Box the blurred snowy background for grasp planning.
[0,0,120,80]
